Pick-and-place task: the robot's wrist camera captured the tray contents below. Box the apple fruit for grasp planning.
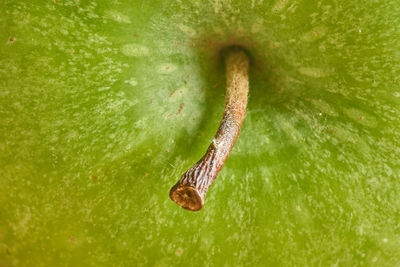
[1,0,400,266]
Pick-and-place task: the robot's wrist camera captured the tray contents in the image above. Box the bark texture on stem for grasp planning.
[169,47,249,211]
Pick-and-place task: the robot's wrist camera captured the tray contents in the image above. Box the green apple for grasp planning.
[1,0,400,266]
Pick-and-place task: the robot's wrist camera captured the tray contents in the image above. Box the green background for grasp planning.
[1,0,400,266]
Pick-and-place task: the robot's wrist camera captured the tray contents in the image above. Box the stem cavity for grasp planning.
[169,47,250,211]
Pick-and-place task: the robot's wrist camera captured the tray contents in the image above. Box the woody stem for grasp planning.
[169,47,250,211]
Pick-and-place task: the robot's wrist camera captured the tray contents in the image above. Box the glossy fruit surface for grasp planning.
[1,0,400,266]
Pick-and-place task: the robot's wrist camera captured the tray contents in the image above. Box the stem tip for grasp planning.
[170,184,203,211]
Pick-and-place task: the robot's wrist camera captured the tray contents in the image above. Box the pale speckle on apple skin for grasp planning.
[342,107,378,128]
[177,24,197,37]
[301,26,327,42]
[121,44,150,57]
[158,63,177,74]
[271,0,288,12]
[251,18,264,33]
[310,99,339,117]
[104,10,131,24]
[298,67,331,78]
[125,78,138,86]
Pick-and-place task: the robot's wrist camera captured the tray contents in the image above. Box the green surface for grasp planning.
[1,0,400,266]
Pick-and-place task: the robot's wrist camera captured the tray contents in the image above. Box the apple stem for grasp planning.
[169,47,250,211]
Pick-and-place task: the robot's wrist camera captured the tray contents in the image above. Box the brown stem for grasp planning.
[169,47,250,211]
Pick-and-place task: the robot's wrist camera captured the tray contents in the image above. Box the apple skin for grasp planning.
[1,0,400,266]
